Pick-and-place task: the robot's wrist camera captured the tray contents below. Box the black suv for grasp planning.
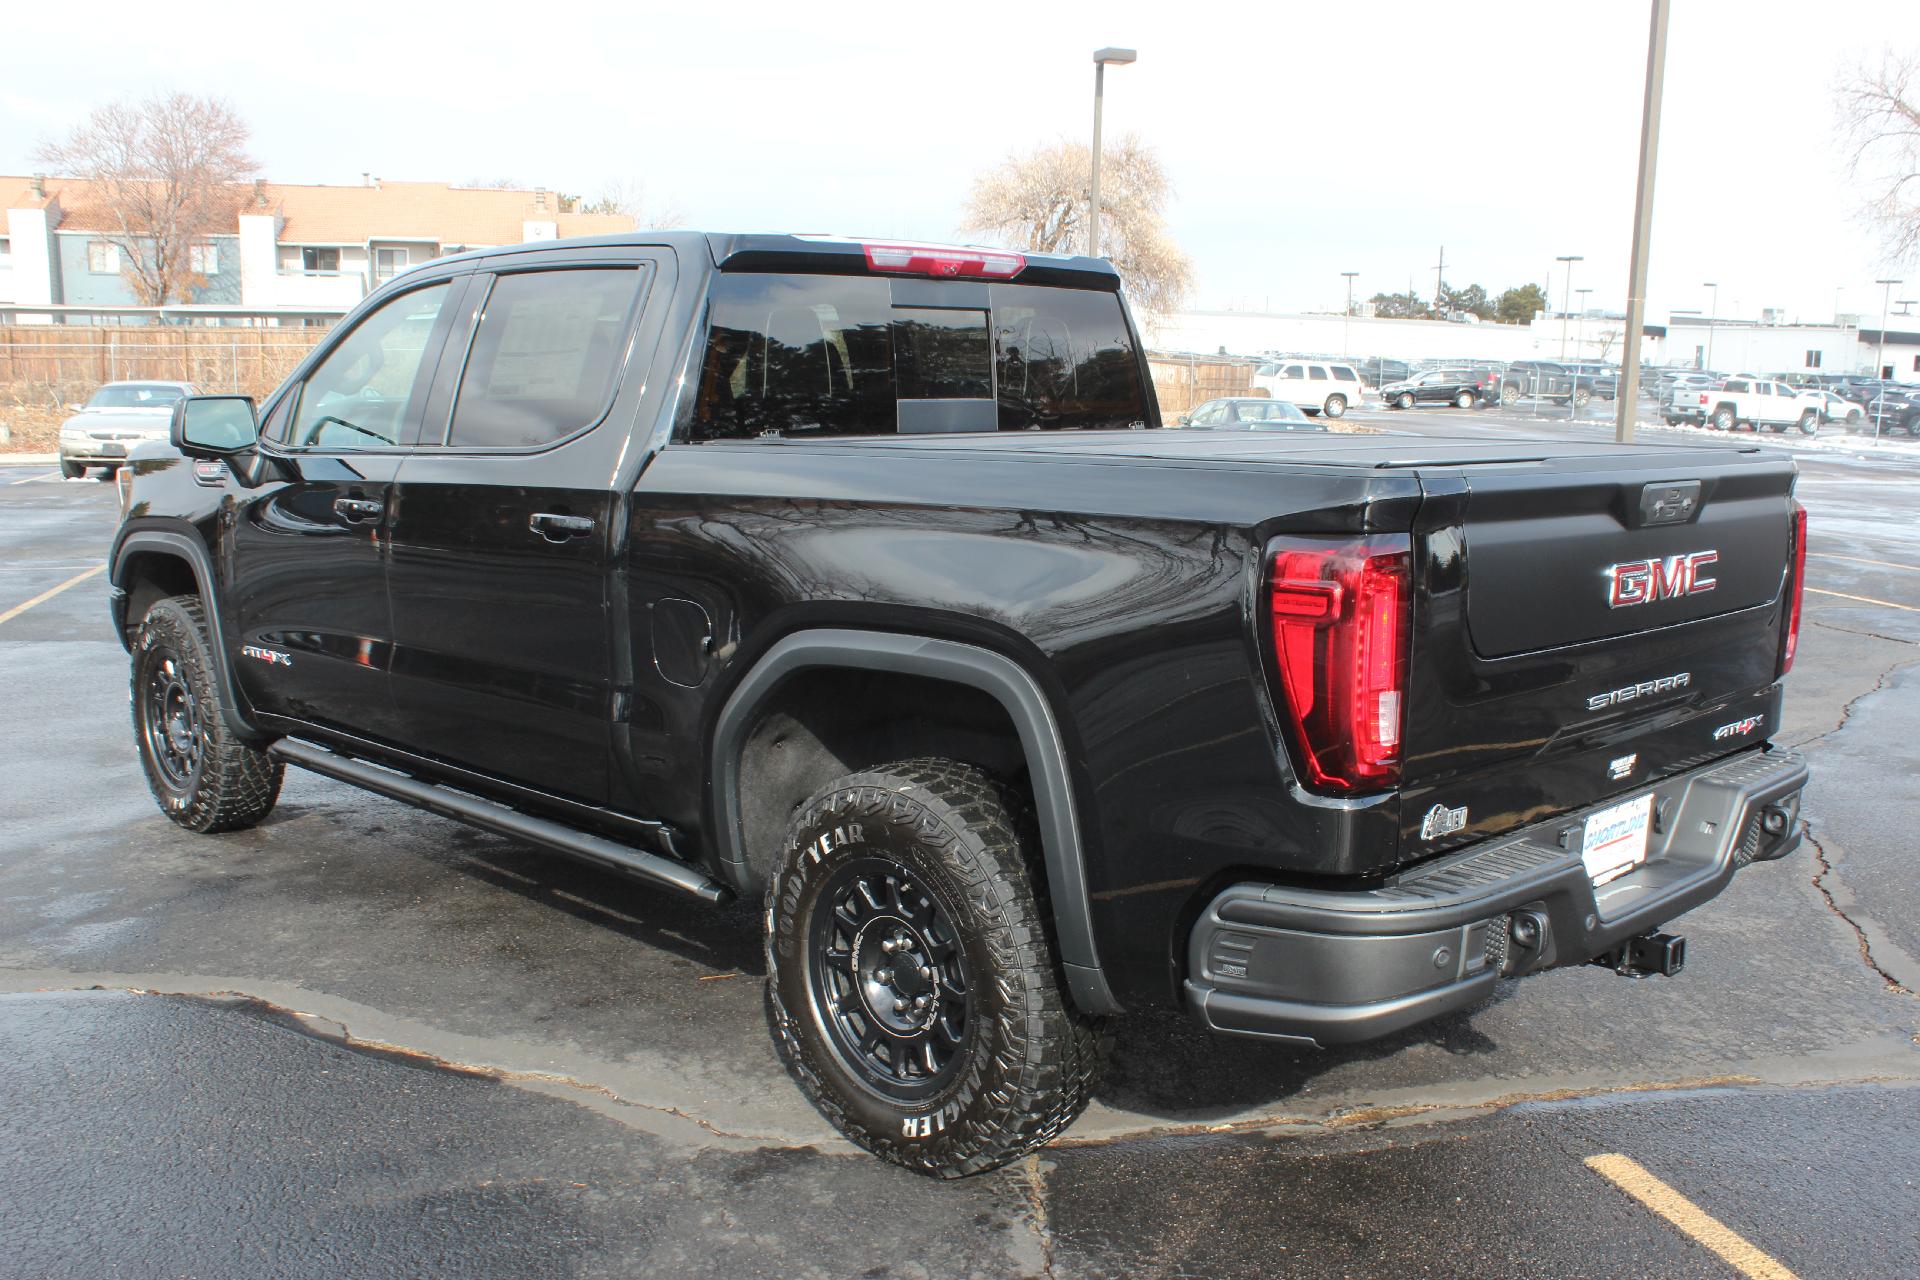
[111,231,1812,1177]
[1379,367,1495,409]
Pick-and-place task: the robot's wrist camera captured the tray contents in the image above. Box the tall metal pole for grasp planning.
[1557,256,1582,360]
[1614,0,1670,442]
[1088,47,1136,260]
[1341,271,1358,355]
[1703,281,1718,371]
[1873,277,1902,439]
[1089,60,1106,259]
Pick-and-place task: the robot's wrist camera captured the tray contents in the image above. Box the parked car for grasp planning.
[1806,390,1866,428]
[1859,386,1920,435]
[1176,397,1325,430]
[116,230,1812,1177]
[1563,362,1620,400]
[1379,368,1494,409]
[57,380,198,479]
[1663,375,1727,425]
[1351,356,1411,390]
[1252,358,1367,417]
[1695,376,1827,434]
[1498,360,1590,408]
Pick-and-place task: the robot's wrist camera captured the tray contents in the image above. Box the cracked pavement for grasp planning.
[2,422,1917,1279]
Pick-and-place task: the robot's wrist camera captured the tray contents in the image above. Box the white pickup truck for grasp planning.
[1686,376,1825,435]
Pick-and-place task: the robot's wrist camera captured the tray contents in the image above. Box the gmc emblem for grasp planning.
[1606,550,1718,609]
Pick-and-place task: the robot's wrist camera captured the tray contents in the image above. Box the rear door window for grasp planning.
[445,267,645,448]
[1307,365,1329,381]
[1330,365,1358,383]
[689,273,1148,439]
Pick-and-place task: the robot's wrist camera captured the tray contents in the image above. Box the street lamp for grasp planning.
[1088,47,1137,259]
[1557,255,1582,360]
[1341,271,1358,354]
[1874,277,1902,438]
[1702,281,1718,371]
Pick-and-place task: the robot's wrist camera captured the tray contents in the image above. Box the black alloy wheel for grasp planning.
[141,647,204,793]
[765,758,1102,1177]
[132,595,283,833]
[808,859,971,1100]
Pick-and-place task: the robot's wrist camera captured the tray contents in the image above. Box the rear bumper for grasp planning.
[1184,746,1807,1047]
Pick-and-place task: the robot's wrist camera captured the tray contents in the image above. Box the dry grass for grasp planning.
[0,397,68,453]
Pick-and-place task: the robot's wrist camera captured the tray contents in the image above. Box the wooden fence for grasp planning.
[1146,354,1264,416]
[0,325,329,406]
[1,326,1264,423]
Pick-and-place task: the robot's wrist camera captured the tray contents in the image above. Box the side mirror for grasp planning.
[66,402,85,413]
[171,395,259,458]
[1176,414,1191,426]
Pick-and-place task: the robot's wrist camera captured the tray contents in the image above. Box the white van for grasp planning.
[1252,359,1366,417]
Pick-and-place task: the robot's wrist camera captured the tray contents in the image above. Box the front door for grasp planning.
[384,258,658,804]
[229,277,463,743]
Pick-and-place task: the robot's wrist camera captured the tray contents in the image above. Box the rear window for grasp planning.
[689,273,1147,439]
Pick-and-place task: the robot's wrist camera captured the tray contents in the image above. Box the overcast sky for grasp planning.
[4,0,1916,324]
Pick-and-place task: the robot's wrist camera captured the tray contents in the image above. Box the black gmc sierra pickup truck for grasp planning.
[111,232,1810,1177]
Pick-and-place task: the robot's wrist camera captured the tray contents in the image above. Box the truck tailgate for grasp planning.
[1396,451,1797,862]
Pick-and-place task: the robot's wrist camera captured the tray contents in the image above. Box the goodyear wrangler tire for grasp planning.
[764,758,1102,1177]
[132,595,282,834]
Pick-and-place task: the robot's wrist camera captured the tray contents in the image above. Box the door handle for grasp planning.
[529,512,596,542]
[333,496,384,523]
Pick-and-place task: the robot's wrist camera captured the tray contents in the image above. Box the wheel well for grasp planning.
[733,667,1027,890]
[117,550,198,641]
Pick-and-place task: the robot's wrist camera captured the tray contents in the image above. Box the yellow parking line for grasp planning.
[1585,1154,1798,1280]
[0,564,105,626]
[1805,586,1920,613]
[1807,551,1920,575]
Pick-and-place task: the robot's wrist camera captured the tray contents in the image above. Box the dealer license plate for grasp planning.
[1582,793,1653,886]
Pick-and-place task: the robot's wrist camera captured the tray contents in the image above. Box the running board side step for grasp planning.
[269,739,732,905]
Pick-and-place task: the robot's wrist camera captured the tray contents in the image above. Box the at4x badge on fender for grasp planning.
[241,644,292,667]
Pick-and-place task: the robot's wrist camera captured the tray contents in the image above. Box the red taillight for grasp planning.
[861,241,1025,279]
[1268,535,1412,794]
[1781,499,1807,674]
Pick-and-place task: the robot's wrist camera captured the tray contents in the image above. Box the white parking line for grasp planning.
[0,564,105,626]
[1585,1154,1798,1280]
[1808,551,1920,575]
[1805,586,1920,613]
[8,472,61,485]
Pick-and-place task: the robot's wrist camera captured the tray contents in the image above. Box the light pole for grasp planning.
[1702,281,1718,371]
[1088,47,1136,259]
[1614,0,1670,443]
[1873,277,1902,438]
[1557,255,1582,360]
[1341,271,1358,354]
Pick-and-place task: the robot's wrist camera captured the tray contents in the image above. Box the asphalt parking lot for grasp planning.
[2,415,1917,1278]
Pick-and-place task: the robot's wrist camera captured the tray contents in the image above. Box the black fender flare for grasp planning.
[110,528,264,745]
[710,628,1122,1015]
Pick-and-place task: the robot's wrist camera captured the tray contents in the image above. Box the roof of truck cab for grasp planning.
[424,231,1121,287]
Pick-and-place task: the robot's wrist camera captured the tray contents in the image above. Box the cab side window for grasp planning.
[289,282,452,449]
[446,268,644,449]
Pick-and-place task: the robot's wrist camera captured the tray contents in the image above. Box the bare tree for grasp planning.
[1837,50,1920,263]
[581,178,685,230]
[960,134,1194,317]
[36,92,258,305]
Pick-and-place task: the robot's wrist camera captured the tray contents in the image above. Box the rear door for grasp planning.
[383,250,667,803]
[1397,451,1798,857]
